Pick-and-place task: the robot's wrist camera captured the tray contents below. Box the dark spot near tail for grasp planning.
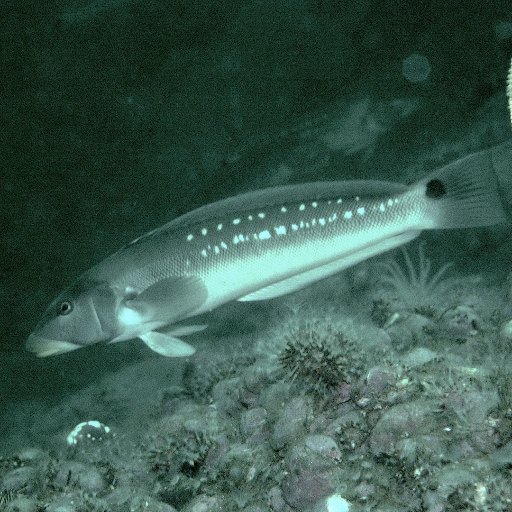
[425,179,446,199]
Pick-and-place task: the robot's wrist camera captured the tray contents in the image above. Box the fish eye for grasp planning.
[58,301,73,316]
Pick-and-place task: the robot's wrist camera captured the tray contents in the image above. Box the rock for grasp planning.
[241,363,275,394]
[491,440,512,468]
[364,366,395,395]
[267,486,288,512]
[43,495,79,512]
[212,377,243,415]
[1,466,37,493]
[440,305,480,336]
[369,399,442,458]
[281,470,335,511]
[271,397,310,450]
[401,347,438,368]
[3,496,38,512]
[286,435,341,473]
[387,313,433,347]
[54,461,105,494]
[129,496,177,511]
[259,382,291,417]
[240,407,268,439]
[182,494,225,512]
[16,447,47,464]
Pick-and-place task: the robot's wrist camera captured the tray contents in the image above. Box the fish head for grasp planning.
[27,278,119,357]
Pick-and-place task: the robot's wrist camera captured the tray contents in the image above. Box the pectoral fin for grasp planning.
[126,276,207,323]
[139,331,196,357]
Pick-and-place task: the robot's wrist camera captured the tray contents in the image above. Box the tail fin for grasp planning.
[413,149,508,229]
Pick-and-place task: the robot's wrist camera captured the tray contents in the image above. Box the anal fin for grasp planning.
[139,331,196,357]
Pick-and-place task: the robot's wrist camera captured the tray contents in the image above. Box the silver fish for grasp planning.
[27,151,506,357]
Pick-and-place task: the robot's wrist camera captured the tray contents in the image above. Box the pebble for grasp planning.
[286,435,341,474]
[369,399,440,457]
[182,494,225,512]
[1,466,37,493]
[440,305,480,336]
[401,347,438,368]
[212,377,243,415]
[54,461,105,494]
[271,397,310,450]
[259,382,291,417]
[240,407,268,439]
[3,496,38,512]
[365,366,395,394]
[281,470,335,511]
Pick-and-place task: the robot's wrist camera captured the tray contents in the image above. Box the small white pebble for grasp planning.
[313,494,351,512]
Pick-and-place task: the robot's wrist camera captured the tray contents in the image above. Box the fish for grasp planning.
[27,150,507,358]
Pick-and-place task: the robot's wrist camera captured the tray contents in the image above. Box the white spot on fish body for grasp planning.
[311,218,317,226]
[319,218,326,226]
[217,223,223,231]
[300,221,305,229]
[344,211,353,219]
[201,249,208,257]
[221,241,228,249]
[248,215,253,221]
[201,228,208,236]
[275,225,287,235]
[258,212,265,219]
[379,203,385,212]
[357,207,365,216]
[328,213,337,222]
[233,235,240,245]
[355,196,360,202]
[337,198,342,204]
[187,234,194,241]
[387,198,393,207]
[312,201,318,208]
[299,204,305,211]
[239,234,245,242]
[233,218,241,225]
[281,206,287,213]
[214,246,220,254]
[258,230,271,240]
[292,224,299,231]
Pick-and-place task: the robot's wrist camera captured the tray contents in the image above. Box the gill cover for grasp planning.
[26,280,117,357]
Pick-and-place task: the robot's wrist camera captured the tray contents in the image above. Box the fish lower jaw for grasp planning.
[25,335,82,357]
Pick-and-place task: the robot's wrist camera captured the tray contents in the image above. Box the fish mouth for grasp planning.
[26,334,82,357]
